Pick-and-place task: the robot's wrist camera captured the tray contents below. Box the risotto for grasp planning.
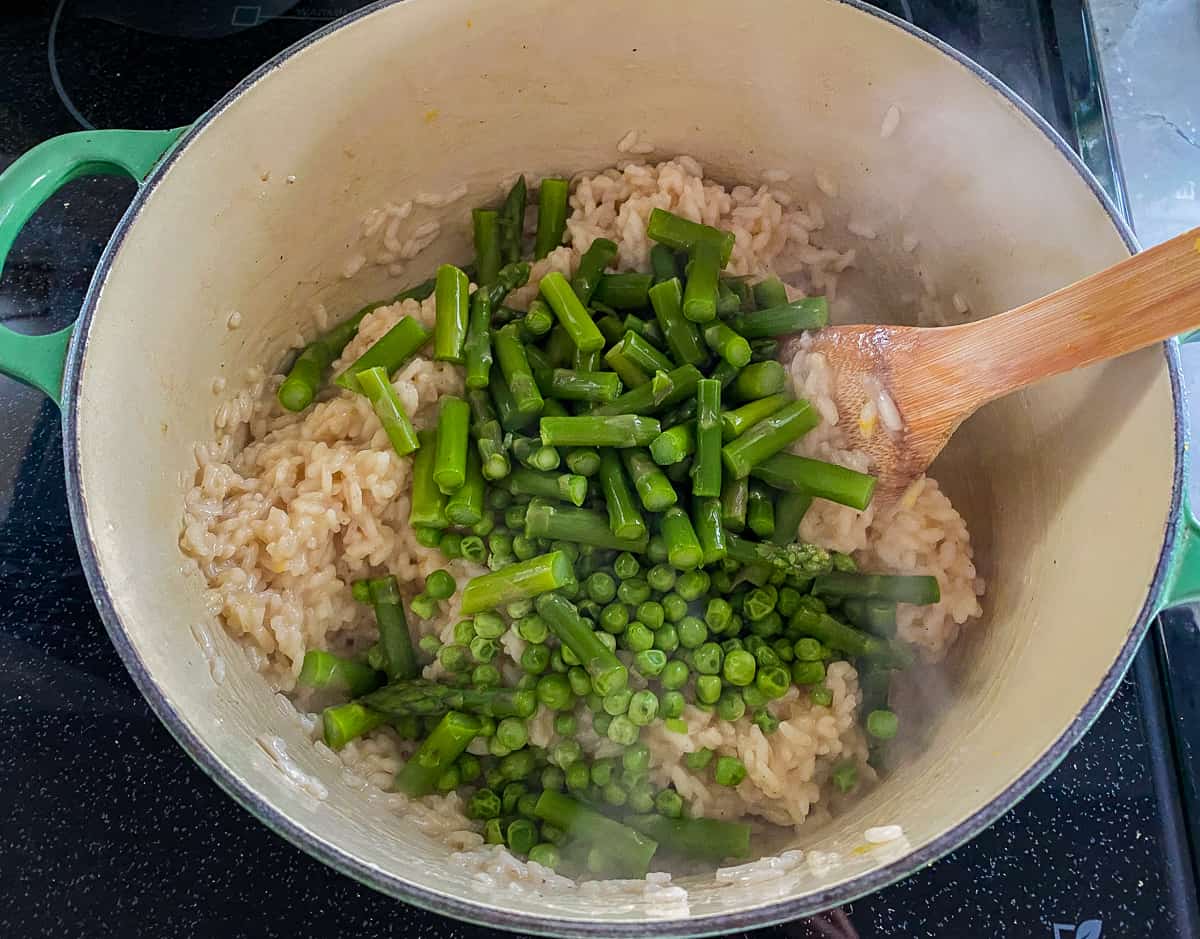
[181,156,984,880]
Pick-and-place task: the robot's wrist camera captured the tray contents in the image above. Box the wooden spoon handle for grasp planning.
[932,226,1200,406]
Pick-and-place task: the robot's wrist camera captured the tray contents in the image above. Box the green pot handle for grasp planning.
[1160,332,1200,608]
[0,127,186,404]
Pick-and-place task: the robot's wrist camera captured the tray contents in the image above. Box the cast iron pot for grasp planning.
[0,0,1196,933]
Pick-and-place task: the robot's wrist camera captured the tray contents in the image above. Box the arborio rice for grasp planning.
[180,155,984,878]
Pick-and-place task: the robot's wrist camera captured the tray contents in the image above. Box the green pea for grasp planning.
[676,570,710,601]
[617,578,651,605]
[506,818,539,855]
[418,634,442,657]
[704,598,733,634]
[528,843,561,869]
[521,644,550,674]
[677,616,708,649]
[596,631,618,653]
[552,712,577,737]
[500,749,536,780]
[513,534,539,560]
[752,708,780,735]
[411,593,438,619]
[537,673,574,710]
[742,685,767,708]
[867,709,899,740]
[613,552,641,580]
[791,660,825,685]
[425,569,456,600]
[684,747,713,770]
[592,711,613,736]
[550,740,582,768]
[627,783,655,814]
[810,686,834,708]
[636,601,665,630]
[506,598,534,619]
[753,644,781,668]
[695,674,722,705]
[561,643,581,666]
[624,622,655,653]
[622,742,650,774]
[517,792,540,819]
[660,690,685,719]
[566,762,590,791]
[540,823,565,845]
[772,637,795,663]
[472,663,501,688]
[717,689,746,722]
[606,714,639,745]
[655,789,684,818]
[471,514,495,537]
[451,621,474,647]
[434,764,461,792]
[633,649,668,678]
[584,571,616,604]
[627,690,659,725]
[467,788,501,819]
[504,503,527,530]
[483,818,504,844]
[714,755,746,787]
[796,594,826,616]
[460,535,487,563]
[568,666,592,697]
[749,611,783,638]
[484,767,506,790]
[501,782,528,814]
[721,636,744,655]
[515,614,548,644]
[438,643,469,672]
[456,753,481,784]
[603,688,633,716]
[414,526,443,548]
[549,648,568,673]
[476,716,496,738]
[661,592,688,623]
[470,636,498,664]
[646,535,669,564]
[474,611,506,639]
[440,532,463,558]
[660,659,690,690]
[653,623,680,654]
[744,585,778,621]
[709,568,733,594]
[777,587,802,618]
[598,602,630,634]
[585,692,604,713]
[487,488,513,511]
[541,765,565,791]
[786,635,819,661]
[603,781,628,806]
[646,564,676,593]
[577,599,602,622]
[693,641,724,676]
[723,649,757,686]
[557,578,581,600]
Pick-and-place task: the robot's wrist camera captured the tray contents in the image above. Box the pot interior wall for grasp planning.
[72,0,1177,927]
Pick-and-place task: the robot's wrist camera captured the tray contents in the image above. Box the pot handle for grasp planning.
[0,127,186,404]
[1160,333,1200,608]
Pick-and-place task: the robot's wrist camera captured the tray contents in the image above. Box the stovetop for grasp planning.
[2,2,1197,937]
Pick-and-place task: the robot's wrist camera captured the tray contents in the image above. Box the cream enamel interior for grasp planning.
[71,0,1177,929]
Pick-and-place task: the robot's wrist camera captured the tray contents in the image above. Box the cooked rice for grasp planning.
[180,155,985,868]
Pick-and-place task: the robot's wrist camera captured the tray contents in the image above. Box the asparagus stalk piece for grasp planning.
[473,208,502,286]
[720,475,749,533]
[494,324,545,418]
[539,271,605,354]
[539,414,661,447]
[489,357,537,432]
[533,791,657,876]
[592,364,703,417]
[646,207,735,266]
[692,378,722,497]
[842,597,899,637]
[524,497,649,553]
[604,339,652,389]
[484,261,533,307]
[409,429,449,528]
[721,394,789,441]
[535,594,628,695]
[445,447,486,525]
[322,702,387,750]
[367,575,419,681]
[750,453,877,510]
[460,550,576,614]
[394,711,482,797]
[729,360,787,402]
[721,399,820,479]
[434,264,471,363]
[363,679,538,719]
[769,490,814,545]
[693,496,728,565]
[571,237,618,303]
[789,608,914,668]
[522,299,556,340]
[297,650,383,697]
[703,322,752,367]
[626,814,750,861]
[505,467,588,507]
[725,533,833,579]
[729,298,830,338]
[746,482,776,538]
[620,331,674,375]
[812,572,941,605]
[592,273,653,310]
[464,288,494,390]
[650,243,679,284]
[649,421,695,465]
[649,277,707,367]
[534,368,623,403]
[466,389,511,480]
[334,316,432,393]
[622,448,678,512]
[682,241,721,323]
[356,366,419,456]
[661,506,704,570]
[596,448,648,541]
[565,447,601,477]
[433,396,471,494]
[752,276,789,310]
[534,178,569,259]
[499,175,527,264]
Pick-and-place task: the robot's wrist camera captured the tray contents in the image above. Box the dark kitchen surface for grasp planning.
[1,2,1197,937]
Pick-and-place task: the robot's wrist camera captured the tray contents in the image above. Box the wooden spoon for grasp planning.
[804,226,1200,502]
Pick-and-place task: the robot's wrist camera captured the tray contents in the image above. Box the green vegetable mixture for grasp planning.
[285,177,939,879]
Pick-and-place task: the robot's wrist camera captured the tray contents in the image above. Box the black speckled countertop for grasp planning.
[1,2,1198,937]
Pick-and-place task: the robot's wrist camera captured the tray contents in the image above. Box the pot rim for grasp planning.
[59,0,1185,934]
